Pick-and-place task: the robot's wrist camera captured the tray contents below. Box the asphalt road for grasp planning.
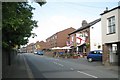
[23,53,118,79]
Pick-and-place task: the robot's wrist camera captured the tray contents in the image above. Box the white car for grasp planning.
[34,51,37,54]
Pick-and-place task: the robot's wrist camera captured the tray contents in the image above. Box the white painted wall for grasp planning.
[90,22,102,51]
[76,33,86,46]
[118,9,120,41]
[101,9,119,44]
[101,7,119,63]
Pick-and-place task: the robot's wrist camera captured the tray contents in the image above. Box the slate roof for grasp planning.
[100,6,120,15]
[68,18,101,35]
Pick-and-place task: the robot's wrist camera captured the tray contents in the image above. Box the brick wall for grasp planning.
[46,27,76,49]
[35,41,46,51]
[26,43,34,53]
[102,44,110,65]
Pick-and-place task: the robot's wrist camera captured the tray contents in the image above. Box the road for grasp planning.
[23,53,118,79]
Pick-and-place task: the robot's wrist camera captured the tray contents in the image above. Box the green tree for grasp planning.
[2,2,46,50]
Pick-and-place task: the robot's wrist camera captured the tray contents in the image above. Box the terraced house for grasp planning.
[68,18,102,56]
[46,27,76,49]
[34,41,46,51]
[26,43,35,53]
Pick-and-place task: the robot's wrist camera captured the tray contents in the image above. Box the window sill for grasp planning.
[106,32,116,35]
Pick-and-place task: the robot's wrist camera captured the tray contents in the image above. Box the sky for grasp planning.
[27,0,119,44]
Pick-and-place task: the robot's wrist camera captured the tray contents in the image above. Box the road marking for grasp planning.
[77,71,98,78]
[53,62,64,67]
[57,63,64,67]
[53,62,58,64]
[55,59,59,61]
[70,68,74,70]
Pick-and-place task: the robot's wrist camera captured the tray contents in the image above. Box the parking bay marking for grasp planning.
[77,71,98,78]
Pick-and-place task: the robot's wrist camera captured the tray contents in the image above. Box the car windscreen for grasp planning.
[90,51,102,54]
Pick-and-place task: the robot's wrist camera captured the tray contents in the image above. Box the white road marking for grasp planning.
[57,63,64,67]
[54,59,59,61]
[53,62,64,67]
[70,68,74,70]
[53,62,58,64]
[77,71,98,78]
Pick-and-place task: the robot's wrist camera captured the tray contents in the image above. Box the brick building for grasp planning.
[68,19,101,55]
[26,43,34,53]
[46,27,76,49]
[20,47,27,53]
[34,41,46,51]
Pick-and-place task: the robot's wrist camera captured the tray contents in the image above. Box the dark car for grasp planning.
[37,51,44,55]
[87,50,102,62]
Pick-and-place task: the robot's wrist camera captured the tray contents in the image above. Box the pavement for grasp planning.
[2,53,119,79]
[2,53,32,79]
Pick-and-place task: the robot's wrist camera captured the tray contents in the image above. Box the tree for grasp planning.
[2,2,46,50]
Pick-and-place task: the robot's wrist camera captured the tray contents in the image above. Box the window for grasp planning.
[55,35,57,39]
[52,36,54,39]
[72,36,74,41]
[96,51,102,54]
[90,51,95,54]
[107,16,115,34]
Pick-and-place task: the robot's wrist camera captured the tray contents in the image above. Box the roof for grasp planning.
[100,6,120,15]
[68,18,101,35]
[46,27,76,40]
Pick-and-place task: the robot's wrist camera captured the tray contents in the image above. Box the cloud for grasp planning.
[28,15,96,43]
[28,15,82,43]
[47,0,119,2]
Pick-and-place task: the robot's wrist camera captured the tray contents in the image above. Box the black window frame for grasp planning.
[107,16,116,35]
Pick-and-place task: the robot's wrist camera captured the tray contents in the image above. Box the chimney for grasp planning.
[104,7,108,13]
[82,20,88,27]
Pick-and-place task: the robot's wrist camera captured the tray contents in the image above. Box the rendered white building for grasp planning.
[101,6,120,65]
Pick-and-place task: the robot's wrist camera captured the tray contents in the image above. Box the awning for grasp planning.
[51,46,72,50]
[51,47,62,50]
[61,46,72,49]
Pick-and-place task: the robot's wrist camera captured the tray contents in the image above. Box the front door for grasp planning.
[109,44,118,63]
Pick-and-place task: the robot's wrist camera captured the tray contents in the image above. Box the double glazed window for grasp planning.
[107,16,115,34]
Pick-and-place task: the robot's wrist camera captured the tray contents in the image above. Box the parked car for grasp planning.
[87,50,102,62]
[37,51,44,55]
[34,51,37,54]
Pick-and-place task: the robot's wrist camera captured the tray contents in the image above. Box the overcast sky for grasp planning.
[27,0,119,44]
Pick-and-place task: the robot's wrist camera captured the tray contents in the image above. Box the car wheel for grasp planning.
[88,58,92,62]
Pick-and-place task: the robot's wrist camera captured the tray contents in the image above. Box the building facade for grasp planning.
[46,27,76,49]
[34,41,46,51]
[101,6,120,65]
[68,19,102,55]
[20,47,27,53]
[90,19,102,51]
[26,43,35,53]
